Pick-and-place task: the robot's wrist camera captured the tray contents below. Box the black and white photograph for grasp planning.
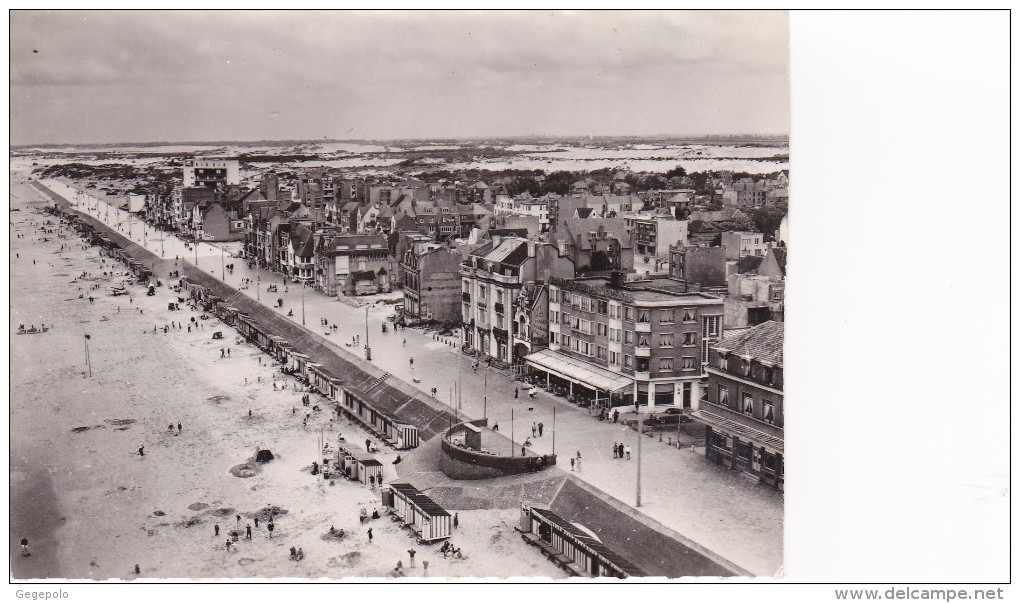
[6,8,1010,593]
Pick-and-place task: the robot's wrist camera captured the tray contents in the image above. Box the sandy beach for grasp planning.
[8,172,555,580]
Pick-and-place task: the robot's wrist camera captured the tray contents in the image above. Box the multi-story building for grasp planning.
[720,231,768,260]
[555,218,634,273]
[530,272,724,409]
[461,236,575,368]
[182,158,239,188]
[693,320,784,490]
[401,244,462,324]
[630,216,688,259]
[314,234,393,296]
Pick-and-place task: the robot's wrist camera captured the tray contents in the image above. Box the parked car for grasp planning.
[652,408,691,424]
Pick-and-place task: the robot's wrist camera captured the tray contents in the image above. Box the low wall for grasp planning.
[439,419,557,480]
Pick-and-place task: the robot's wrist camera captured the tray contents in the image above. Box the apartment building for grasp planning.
[529,272,724,409]
[693,320,784,490]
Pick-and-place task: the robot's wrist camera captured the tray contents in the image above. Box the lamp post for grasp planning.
[84,333,92,378]
[636,412,643,507]
[257,276,261,301]
[301,282,306,326]
[221,245,225,281]
[364,305,371,360]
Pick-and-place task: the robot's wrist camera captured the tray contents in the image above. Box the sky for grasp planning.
[9,10,789,146]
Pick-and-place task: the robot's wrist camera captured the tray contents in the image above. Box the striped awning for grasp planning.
[692,409,784,453]
[524,349,632,392]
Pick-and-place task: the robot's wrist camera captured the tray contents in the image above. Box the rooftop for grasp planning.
[712,320,784,366]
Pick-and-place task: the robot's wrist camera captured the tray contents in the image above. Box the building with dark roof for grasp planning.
[693,320,783,490]
[314,233,393,296]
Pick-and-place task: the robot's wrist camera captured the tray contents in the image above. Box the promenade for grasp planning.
[42,178,784,576]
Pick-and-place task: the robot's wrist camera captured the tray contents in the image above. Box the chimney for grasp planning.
[527,240,536,258]
[610,270,624,288]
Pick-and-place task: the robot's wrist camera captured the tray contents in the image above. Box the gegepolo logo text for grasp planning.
[15,590,70,600]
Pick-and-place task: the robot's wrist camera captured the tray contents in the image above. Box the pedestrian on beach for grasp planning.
[368,527,373,543]
[377,471,383,485]
[168,423,174,432]
[254,517,259,528]
[570,458,575,471]
[246,524,252,539]
[453,513,459,528]
[138,445,144,457]
[408,549,417,568]
[221,348,225,358]
[227,348,231,357]
[369,474,375,488]
[249,409,252,417]
[20,538,28,556]
[267,521,274,538]
[236,514,241,525]
[177,422,182,433]
[214,524,220,536]
[134,564,140,575]
[423,560,429,573]
[225,540,232,551]
[538,421,544,437]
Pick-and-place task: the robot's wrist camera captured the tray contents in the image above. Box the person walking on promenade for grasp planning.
[538,421,544,437]
[625,445,632,460]
[453,513,459,528]
[531,422,537,438]
[367,527,373,543]
[514,387,519,399]
[612,443,618,459]
[613,409,619,423]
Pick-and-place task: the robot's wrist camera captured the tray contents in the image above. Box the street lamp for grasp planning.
[301,282,306,326]
[257,276,261,301]
[221,245,225,281]
[84,333,92,378]
[364,305,371,360]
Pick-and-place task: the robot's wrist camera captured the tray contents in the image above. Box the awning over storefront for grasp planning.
[692,409,784,454]
[524,349,633,392]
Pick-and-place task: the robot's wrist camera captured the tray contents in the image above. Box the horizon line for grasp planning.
[12,133,791,150]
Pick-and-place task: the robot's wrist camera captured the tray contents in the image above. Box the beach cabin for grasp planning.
[517,505,645,578]
[394,424,420,450]
[355,456,384,485]
[384,483,452,544]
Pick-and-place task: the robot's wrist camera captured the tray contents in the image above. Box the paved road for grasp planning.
[42,178,784,576]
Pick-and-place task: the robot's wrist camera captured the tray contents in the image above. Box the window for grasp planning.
[682,332,697,346]
[682,308,697,322]
[703,315,721,337]
[763,400,776,425]
[561,312,569,325]
[562,335,571,348]
[659,333,674,347]
[637,309,650,323]
[597,346,607,360]
[571,316,581,331]
[703,339,712,365]
[624,331,634,345]
[609,351,619,365]
[624,307,634,321]
[682,382,692,409]
[659,357,674,371]
[659,309,675,323]
[624,354,633,369]
[581,298,591,312]
[597,323,608,337]
[711,432,729,450]
[550,289,560,303]
[637,333,650,347]
[597,300,608,315]
[742,393,754,415]
[718,384,729,406]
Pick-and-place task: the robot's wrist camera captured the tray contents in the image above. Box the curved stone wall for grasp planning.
[439,419,557,480]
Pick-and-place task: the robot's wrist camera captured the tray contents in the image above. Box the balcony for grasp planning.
[635,321,651,333]
[633,370,651,381]
[634,344,651,358]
